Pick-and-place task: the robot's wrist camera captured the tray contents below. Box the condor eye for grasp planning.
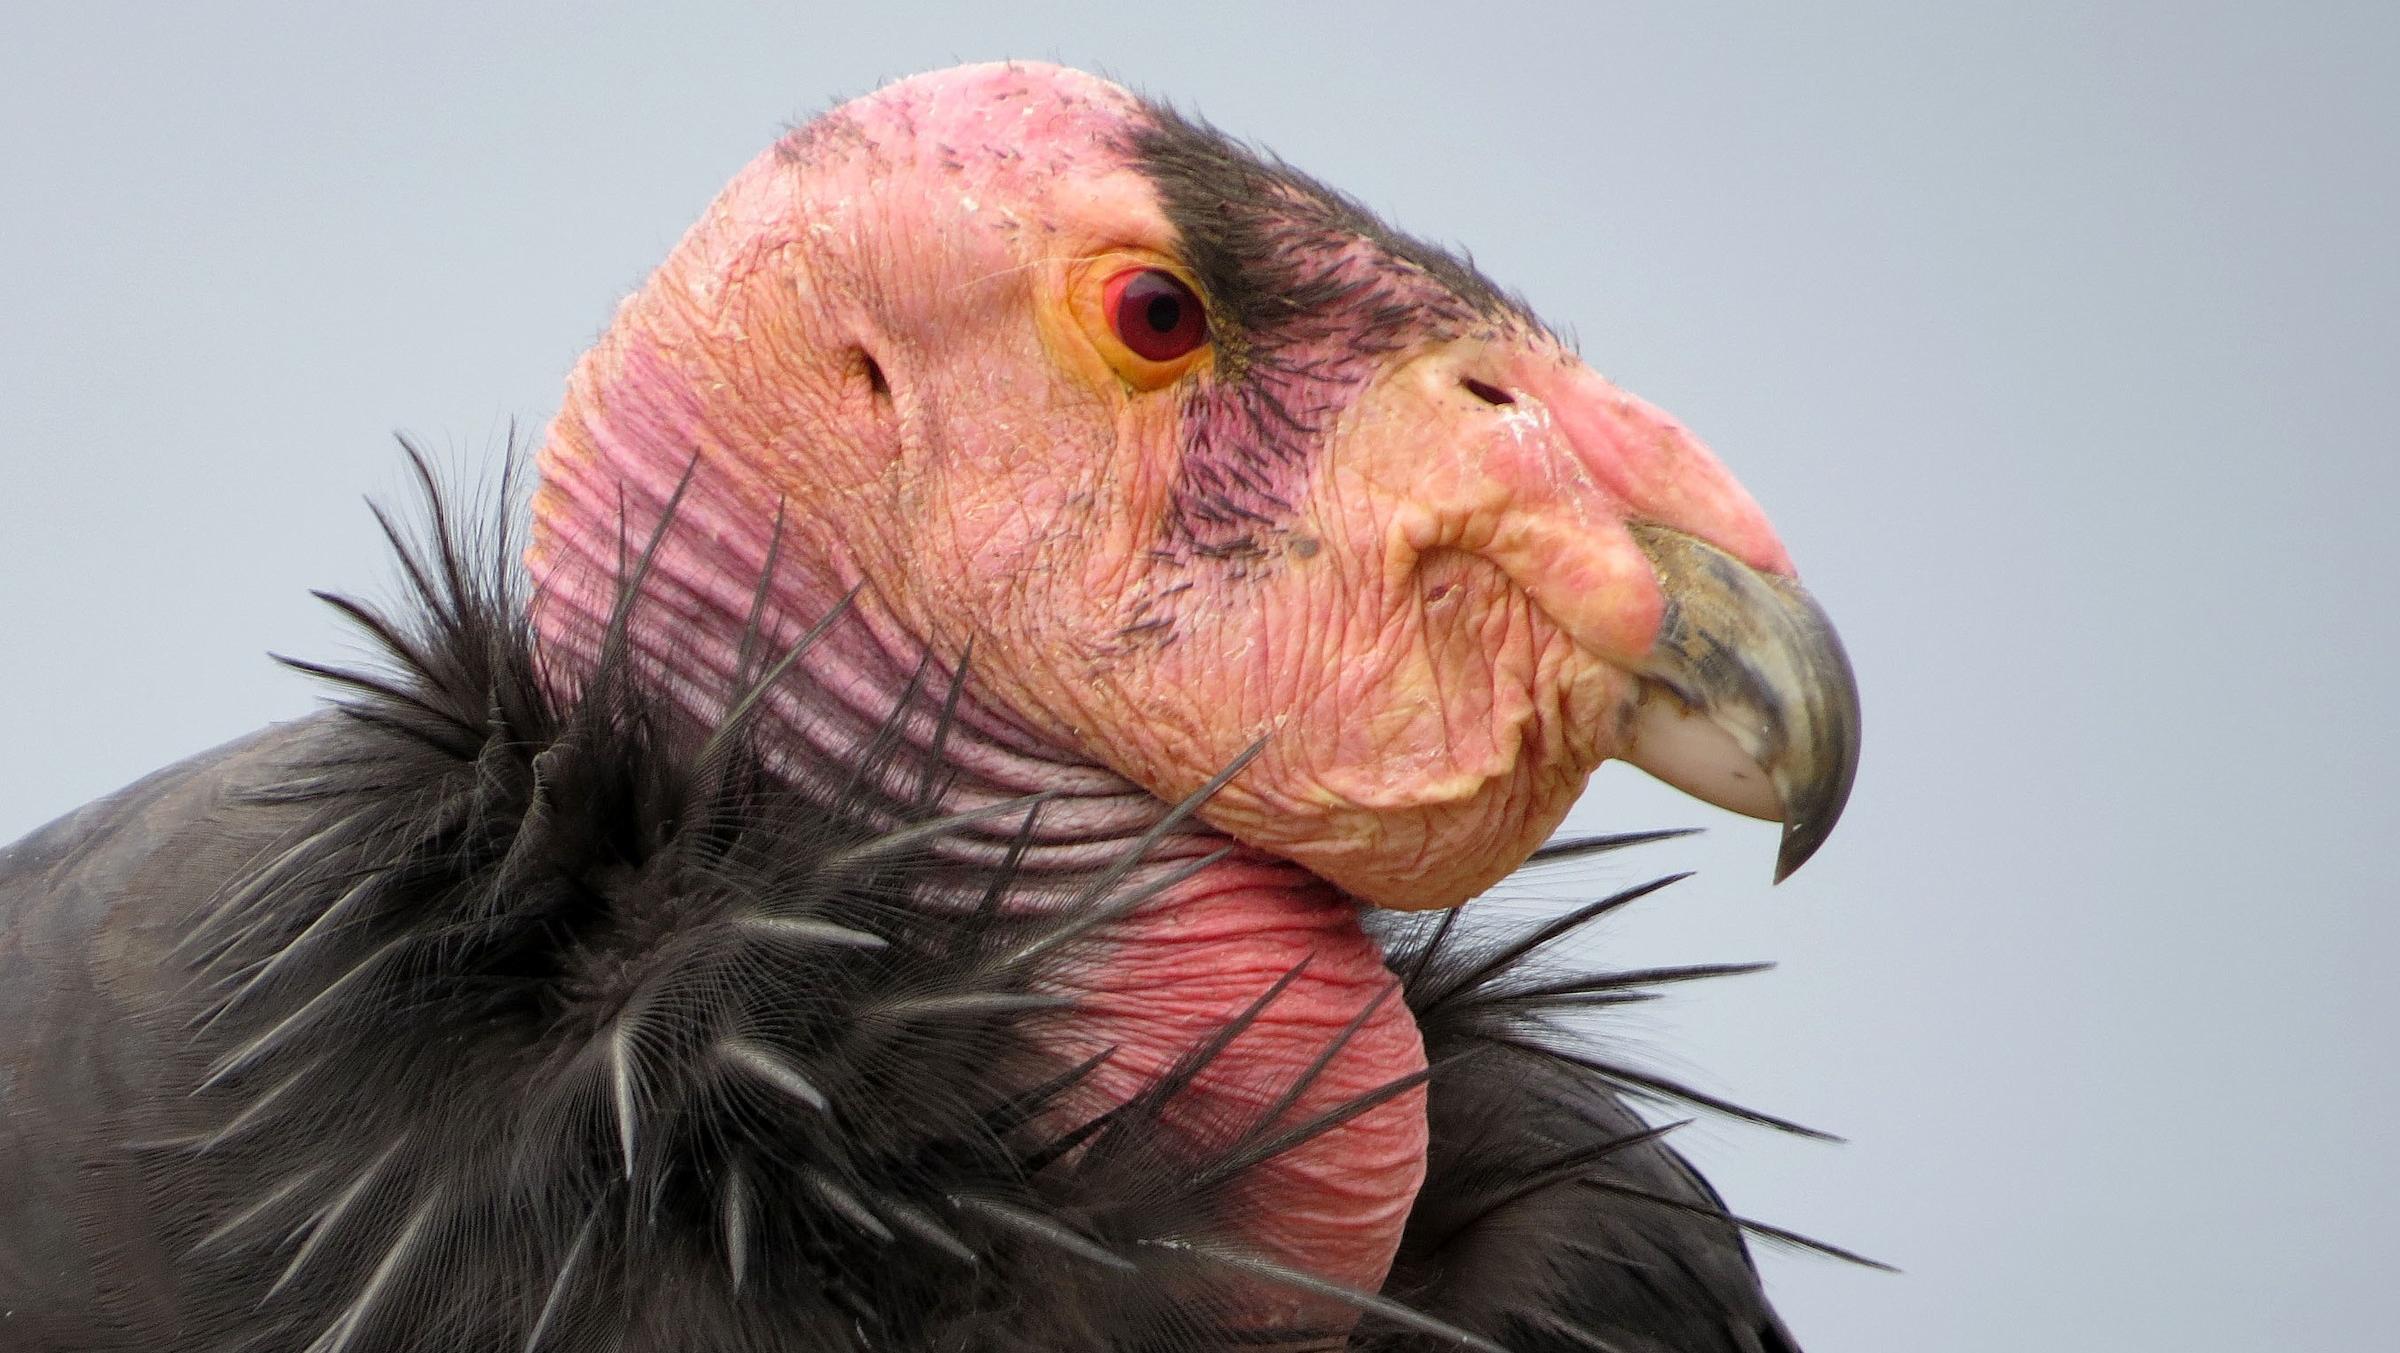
[1104,268,1208,362]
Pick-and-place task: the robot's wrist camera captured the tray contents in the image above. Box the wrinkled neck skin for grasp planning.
[528,342,1429,1306]
[532,428,1176,871]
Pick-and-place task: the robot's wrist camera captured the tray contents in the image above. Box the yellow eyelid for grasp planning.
[1067,251,1212,392]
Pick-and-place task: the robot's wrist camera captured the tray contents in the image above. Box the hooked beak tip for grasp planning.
[1621,525,1862,883]
[1774,804,1836,884]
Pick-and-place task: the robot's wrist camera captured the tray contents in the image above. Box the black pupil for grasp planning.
[1144,292,1182,333]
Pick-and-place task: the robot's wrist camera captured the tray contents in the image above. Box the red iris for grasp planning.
[1104,267,1208,362]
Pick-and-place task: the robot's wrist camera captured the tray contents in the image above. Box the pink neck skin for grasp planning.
[528,375,1429,1303]
[532,379,1172,870]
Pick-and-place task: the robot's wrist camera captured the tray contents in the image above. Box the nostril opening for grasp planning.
[1461,377,1515,407]
[860,350,891,402]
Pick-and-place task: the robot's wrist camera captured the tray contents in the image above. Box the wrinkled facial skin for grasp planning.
[545,64,1791,908]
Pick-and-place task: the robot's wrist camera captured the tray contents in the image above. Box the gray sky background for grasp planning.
[4,4,2393,1349]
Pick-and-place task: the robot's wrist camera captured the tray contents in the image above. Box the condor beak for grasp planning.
[1621,524,1862,881]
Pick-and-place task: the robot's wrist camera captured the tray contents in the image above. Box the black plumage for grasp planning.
[0,459,1853,1351]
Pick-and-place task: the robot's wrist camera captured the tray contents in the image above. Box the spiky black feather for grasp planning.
[1358,879,1888,1353]
[0,450,1858,1352]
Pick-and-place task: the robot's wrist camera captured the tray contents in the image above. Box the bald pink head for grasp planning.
[521,60,1856,1318]
[534,62,1818,908]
